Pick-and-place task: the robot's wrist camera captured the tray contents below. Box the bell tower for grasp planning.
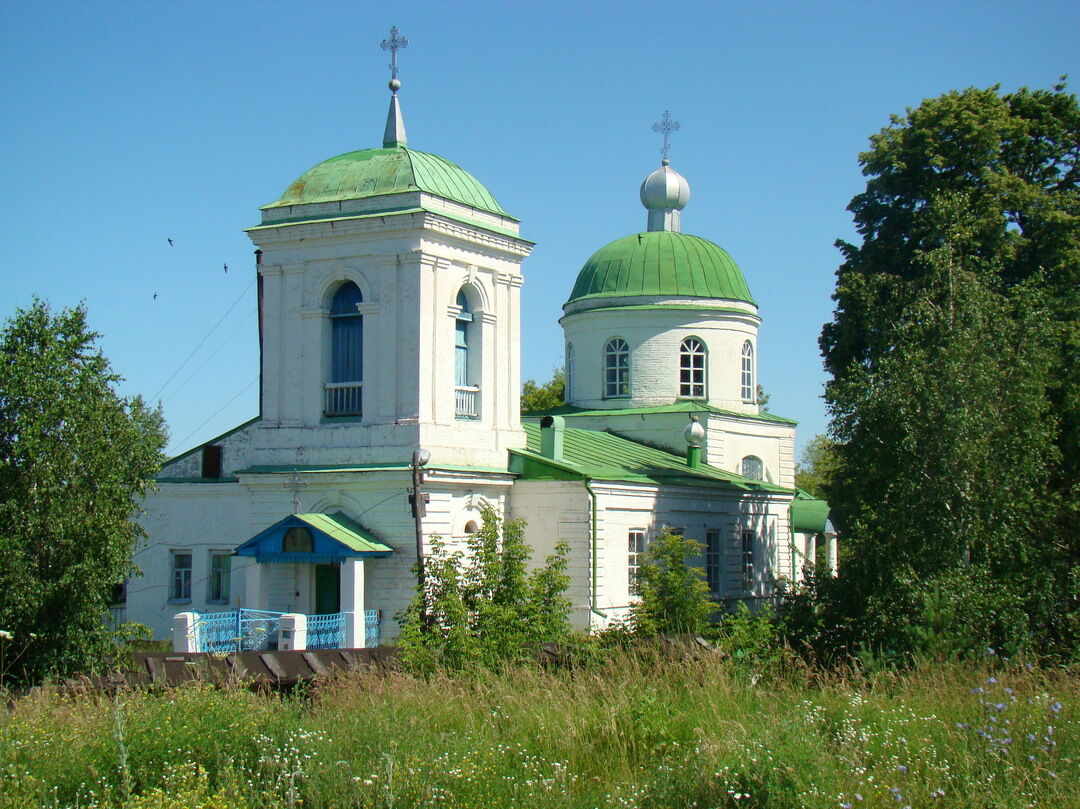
[246,28,532,469]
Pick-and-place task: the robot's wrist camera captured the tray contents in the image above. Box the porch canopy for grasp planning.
[234,512,393,564]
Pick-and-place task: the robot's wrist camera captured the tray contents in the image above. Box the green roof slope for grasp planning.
[263,146,513,219]
[522,400,797,425]
[513,423,790,492]
[567,231,755,309]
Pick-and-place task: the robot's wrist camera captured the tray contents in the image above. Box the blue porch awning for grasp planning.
[235,512,394,564]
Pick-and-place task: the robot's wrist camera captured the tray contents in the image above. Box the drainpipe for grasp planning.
[584,479,607,624]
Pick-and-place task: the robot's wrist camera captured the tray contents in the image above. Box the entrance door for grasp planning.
[314,564,341,614]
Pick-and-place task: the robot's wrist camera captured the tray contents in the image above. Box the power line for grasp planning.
[152,278,255,403]
[163,306,257,409]
[168,375,258,455]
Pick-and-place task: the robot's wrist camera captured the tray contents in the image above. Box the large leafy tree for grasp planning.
[520,367,565,413]
[816,83,1080,658]
[0,300,167,684]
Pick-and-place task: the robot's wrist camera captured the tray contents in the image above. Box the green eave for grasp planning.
[234,462,513,476]
[247,204,527,241]
[522,400,797,425]
[513,423,791,492]
[561,303,758,319]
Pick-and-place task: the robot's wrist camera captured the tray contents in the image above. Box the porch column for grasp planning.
[244,559,267,609]
[341,558,366,648]
[825,533,839,574]
[341,558,365,612]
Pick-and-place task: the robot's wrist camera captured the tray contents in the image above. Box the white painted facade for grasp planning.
[127,86,831,646]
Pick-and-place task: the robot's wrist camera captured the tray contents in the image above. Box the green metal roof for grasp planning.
[294,512,393,554]
[566,231,755,310]
[262,146,513,219]
[513,423,790,492]
[523,400,798,425]
[790,498,831,534]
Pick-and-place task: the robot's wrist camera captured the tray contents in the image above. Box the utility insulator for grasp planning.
[408,491,430,518]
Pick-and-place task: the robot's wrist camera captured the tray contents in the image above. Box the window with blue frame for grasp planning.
[455,289,480,418]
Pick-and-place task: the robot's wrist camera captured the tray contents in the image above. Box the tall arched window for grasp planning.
[679,337,707,398]
[741,341,754,402]
[326,281,363,416]
[455,289,479,418]
[565,343,575,402]
[604,338,630,398]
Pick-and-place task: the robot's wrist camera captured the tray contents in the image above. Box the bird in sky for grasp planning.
[167,238,173,246]
[153,293,158,300]
[224,263,228,273]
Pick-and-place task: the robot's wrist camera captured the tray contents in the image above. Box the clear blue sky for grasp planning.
[2,1,1076,458]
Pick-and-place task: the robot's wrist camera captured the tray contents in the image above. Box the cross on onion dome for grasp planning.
[380,26,409,84]
[652,110,681,162]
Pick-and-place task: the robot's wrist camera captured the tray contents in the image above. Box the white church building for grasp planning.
[128,36,833,649]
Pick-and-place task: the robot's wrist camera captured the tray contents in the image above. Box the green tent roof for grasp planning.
[513,423,790,492]
[263,146,513,219]
[566,231,755,310]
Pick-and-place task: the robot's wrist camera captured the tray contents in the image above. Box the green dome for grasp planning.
[263,146,512,218]
[566,231,755,308]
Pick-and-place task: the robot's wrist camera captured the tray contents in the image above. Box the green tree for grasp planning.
[0,300,167,685]
[815,82,1080,659]
[630,531,714,636]
[793,434,839,500]
[520,367,565,413]
[398,507,572,672]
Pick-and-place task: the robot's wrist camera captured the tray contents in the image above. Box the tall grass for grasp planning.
[1,653,1075,808]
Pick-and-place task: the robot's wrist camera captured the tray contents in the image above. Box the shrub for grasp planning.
[629,531,713,636]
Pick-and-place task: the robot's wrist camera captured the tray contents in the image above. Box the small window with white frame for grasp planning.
[679,337,707,398]
[565,342,574,402]
[741,455,764,480]
[170,550,192,602]
[604,338,630,398]
[741,529,755,591]
[741,341,754,402]
[628,529,647,596]
[208,551,231,603]
[705,529,722,595]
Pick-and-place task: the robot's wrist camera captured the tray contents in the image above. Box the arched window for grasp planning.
[679,337,707,398]
[326,282,363,416]
[565,343,575,402]
[455,289,480,418]
[283,526,314,553]
[741,455,764,480]
[741,341,754,402]
[604,338,630,398]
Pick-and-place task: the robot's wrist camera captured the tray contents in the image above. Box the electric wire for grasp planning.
[168,375,258,455]
[151,278,256,403]
[162,306,257,409]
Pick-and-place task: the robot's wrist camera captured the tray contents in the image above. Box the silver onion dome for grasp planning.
[640,159,691,232]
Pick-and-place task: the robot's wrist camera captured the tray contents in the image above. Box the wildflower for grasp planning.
[986,676,998,685]
[0,629,12,641]
[896,765,908,773]
[1050,701,1062,713]
[854,794,862,801]
[987,647,995,655]
[931,789,946,798]
[971,687,984,694]
[994,703,1007,712]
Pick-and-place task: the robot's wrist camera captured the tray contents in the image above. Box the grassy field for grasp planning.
[0,652,1075,809]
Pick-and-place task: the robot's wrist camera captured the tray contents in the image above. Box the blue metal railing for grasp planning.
[307,613,346,649]
[193,609,284,653]
[365,609,380,648]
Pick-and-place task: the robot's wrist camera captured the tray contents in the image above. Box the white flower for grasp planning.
[0,629,13,641]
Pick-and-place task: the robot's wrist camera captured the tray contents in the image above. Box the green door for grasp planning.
[314,564,341,614]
